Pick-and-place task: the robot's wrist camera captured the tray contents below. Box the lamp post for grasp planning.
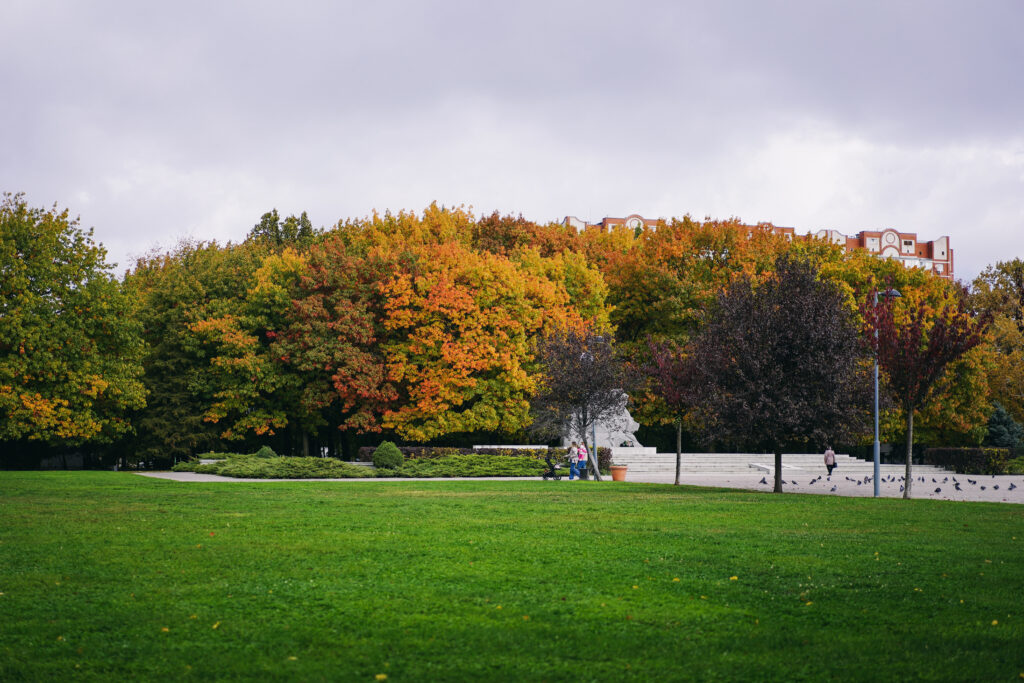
[873,288,901,497]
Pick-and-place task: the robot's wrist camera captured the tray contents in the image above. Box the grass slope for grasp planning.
[1,472,1022,681]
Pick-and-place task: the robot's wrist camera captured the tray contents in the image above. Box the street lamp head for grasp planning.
[874,288,902,304]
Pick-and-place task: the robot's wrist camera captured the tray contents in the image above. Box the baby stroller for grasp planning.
[541,454,562,480]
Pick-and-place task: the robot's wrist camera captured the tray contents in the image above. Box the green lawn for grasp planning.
[1,472,1022,681]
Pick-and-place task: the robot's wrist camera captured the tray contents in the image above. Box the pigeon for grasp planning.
[900,485,904,492]
[943,477,948,483]
[994,485,999,490]
[981,486,987,491]
[934,487,941,493]
[791,480,797,485]
[1009,483,1017,491]
[830,486,837,492]
[760,477,767,485]
[856,480,862,486]
[954,483,962,491]
[968,479,977,485]
[953,477,959,483]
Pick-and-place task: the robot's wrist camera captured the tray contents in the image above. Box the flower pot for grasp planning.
[610,465,627,482]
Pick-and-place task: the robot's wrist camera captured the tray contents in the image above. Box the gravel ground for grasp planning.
[137,471,1024,503]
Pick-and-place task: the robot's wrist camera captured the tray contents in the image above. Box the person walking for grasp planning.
[568,442,580,480]
[824,446,836,476]
[577,442,589,480]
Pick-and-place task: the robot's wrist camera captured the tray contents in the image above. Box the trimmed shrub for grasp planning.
[922,447,1011,475]
[172,454,374,478]
[372,441,404,469]
[1007,457,1024,475]
[355,445,612,470]
[357,445,464,460]
[254,446,277,459]
[171,461,223,474]
[215,456,374,479]
[387,454,546,478]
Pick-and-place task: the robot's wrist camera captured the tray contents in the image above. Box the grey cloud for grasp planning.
[1,0,1021,282]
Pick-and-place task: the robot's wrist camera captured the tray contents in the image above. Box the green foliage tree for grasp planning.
[0,193,146,452]
[247,209,316,248]
[125,240,269,461]
[984,402,1023,449]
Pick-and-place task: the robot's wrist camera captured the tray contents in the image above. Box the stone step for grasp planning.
[609,452,952,476]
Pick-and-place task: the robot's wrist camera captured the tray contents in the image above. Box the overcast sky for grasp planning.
[3,1,1022,282]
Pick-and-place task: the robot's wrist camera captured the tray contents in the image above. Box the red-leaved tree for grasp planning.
[863,285,992,498]
[644,340,695,486]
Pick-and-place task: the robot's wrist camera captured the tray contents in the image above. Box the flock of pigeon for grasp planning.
[756,473,1021,502]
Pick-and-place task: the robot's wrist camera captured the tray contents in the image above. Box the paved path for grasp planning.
[624,471,1024,504]
[137,471,1024,503]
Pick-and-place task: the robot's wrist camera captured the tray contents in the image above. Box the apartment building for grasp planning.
[563,214,954,280]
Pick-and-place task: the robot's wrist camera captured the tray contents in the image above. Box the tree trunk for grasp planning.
[904,408,914,499]
[773,451,783,493]
[587,437,602,481]
[302,432,310,457]
[674,421,682,486]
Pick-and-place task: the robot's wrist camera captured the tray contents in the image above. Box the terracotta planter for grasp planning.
[610,465,627,482]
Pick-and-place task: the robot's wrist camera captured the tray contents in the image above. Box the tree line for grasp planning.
[2,192,1020,470]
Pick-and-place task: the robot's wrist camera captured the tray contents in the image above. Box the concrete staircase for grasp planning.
[610,449,952,478]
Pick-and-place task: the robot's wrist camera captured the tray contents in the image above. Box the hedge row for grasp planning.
[171,453,546,479]
[173,455,375,479]
[355,445,612,471]
[922,447,1012,475]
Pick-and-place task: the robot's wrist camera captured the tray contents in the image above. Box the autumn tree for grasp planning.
[863,284,992,498]
[972,259,1024,423]
[0,193,146,456]
[643,339,694,485]
[272,235,396,447]
[280,205,612,447]
[531,327,635,481]
[469,211,539,256]
[186,246,319,451]
[688,254,872,493]
[823,250,994,448]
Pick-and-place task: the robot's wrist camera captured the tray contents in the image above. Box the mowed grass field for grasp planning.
[1,473,1022,681]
